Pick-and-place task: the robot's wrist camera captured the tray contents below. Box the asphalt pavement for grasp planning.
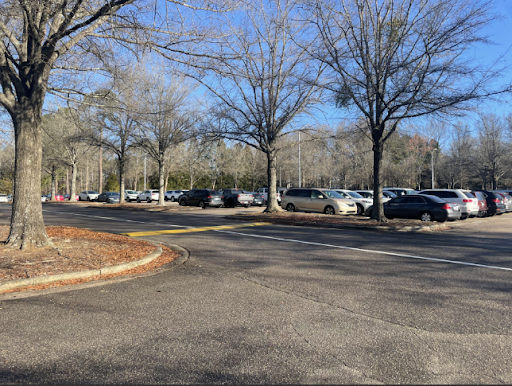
[1,203,512,384]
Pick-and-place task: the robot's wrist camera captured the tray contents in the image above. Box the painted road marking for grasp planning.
[121,222,272,237]
[214,229,512,273]
[42,210,512,272]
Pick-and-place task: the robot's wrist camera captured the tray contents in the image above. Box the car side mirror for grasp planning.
[318,195,325,199]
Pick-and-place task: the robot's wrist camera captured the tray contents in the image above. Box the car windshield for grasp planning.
[88,191,98,194]
[347,191,364,199]
[322,190,343,199]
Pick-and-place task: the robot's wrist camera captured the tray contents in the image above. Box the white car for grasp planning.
[354,190,393,204]
[164,190,188,202]
[137,189,160,203]
[79,190,99,201]
[124,190,140,202]
[0,194,9,203]
[334,189,373,215]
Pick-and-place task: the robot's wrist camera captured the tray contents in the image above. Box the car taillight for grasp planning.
[207,195,212,199]
[492,198,500,203]
[442,203,451,210]
[237,194,241,198]
[463,199,471,202]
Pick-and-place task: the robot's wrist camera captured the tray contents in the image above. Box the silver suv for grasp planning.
[417,189,477,219]
[281,188,357,215]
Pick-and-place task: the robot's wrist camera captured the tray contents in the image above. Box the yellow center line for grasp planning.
[121,222,272,237]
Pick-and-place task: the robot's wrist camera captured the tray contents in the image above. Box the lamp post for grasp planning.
[431,148,437,188]
[298,132,302,188]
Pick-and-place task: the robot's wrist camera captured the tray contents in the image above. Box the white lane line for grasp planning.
[42,210,189,228]
[214,230,512,272]
[42,209,512,272]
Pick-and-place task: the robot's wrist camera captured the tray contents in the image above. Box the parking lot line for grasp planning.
[121,222,272,237]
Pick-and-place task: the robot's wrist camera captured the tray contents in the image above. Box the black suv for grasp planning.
[178,189,223,208]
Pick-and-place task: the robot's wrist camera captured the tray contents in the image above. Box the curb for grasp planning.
[224,215,451,232]
[0,244,165,294]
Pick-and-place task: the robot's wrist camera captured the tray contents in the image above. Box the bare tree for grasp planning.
[188,0,325,212]
[307,0,511,222]
[475,113,510,189]
[0,0,234,249]
[134,69,198,205]
[42,108,89,202]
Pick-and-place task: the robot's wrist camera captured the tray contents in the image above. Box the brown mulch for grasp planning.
[229,211,450,229]
[0,226,180,294]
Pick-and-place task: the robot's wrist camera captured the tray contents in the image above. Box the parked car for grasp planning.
[164,190,188,202]
[365,194,461,222]
[491,190,512,213]
[219,188,254,208]
[79,190,99,201]
[178,189,223,208]
[333,189,373,215]
[97,191,120,203]
[480,191,506,216]
[40,195,47,202]
[382,190,398,199]
[247,192,265,206]
[281,188,357,215]
[256,187,281,204]
[459,190,480,217]
[353,190,393,203]
[383,187,416,196]
[493,191,512,213]
[416,189,475,219]
[471,190,488,218]
[51,194,64,201]
[124,190,140,202]
[64,193,80,201]
[0,194,9,203]
[137,189,160,203]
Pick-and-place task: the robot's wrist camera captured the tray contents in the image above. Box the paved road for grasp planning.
[1,203,512,384]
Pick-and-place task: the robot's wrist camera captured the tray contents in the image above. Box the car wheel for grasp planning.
[199,200,206,209]
[86,197,90,201]
[420,212,433,222]
[137,198,141,203]
[170,196,175,202]
[286,203,295,212]
[164,196,168,201]
[324,206,335,215]
[179,199,185,206]
[147,198,151,203]
[356,204,363,215]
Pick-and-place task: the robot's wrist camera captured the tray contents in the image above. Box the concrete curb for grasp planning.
[0,245,163,294]
[224,215,451,232]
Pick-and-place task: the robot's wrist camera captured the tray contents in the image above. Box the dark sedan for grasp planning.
[178,189,223,208]
[97,191,120,204]
[366,194,461,222]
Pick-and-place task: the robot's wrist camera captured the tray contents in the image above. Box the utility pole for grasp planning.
[431,149,436,188]
[298,132,301,188]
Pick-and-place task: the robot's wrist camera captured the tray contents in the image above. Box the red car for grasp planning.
[64,194,80,201]
[471,190,488,217]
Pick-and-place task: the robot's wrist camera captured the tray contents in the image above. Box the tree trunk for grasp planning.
[264,149,281,213]
[69,162,78,201]
[6,105,52,249]
[371,138,387,223]
[119,157,126,204]
[99,131,103,193]
[158,158,165,205]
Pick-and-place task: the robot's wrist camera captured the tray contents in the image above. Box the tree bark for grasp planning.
[6,103,52,249]
[264,149,281,213]
[70,162,77,202]
[371,137,387,223]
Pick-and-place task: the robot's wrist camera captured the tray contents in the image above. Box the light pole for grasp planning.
[431,148,437,188]
[298,132,302,187]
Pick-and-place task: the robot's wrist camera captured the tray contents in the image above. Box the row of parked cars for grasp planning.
[278,186,512,223]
